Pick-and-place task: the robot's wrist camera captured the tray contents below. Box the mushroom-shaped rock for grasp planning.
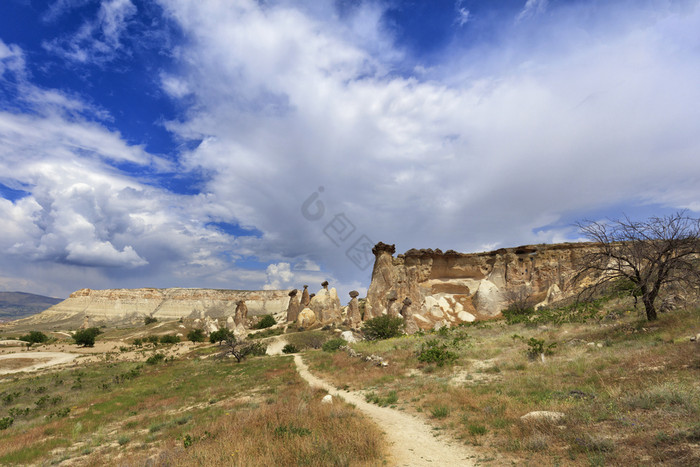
[372,242,396,256]
[286,289,301,322]
[300,285,310,307]
[321,280,329,290]
[346,291,362,328]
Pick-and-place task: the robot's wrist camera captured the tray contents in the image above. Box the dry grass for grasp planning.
[0,354,386,466]
[305,303,700,465]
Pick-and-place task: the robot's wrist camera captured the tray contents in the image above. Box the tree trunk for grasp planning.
[643,296,658,321]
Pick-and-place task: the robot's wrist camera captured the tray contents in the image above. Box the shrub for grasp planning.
[322,338,346,352]
[0,416,13,430]
[210,328,234,344]
[187,329,206,343]
[144,316,158,325]
[146,353,166,365]
[431,405,450,418]
[282,344,299,354]
[132,338,143,347]
[255,315,277,329]
[363,315,404,340]
[285,331,327,349]
[417,339,458,367]
[160,334,180,344]
[512,335,556,359]
[146,335,160,345]
[72,327,101,347]
[19,331,48,345]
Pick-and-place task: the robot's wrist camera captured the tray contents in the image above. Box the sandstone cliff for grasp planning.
[21,288,291,327]
[365,242,597,331]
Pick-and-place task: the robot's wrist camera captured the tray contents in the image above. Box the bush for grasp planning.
[362,315,404,340]
[0,416,13,430]
[512,334,556,359]
[322,338,346,352]
[246,341,267,356]
[144,316,158,325]
[146,335,160,345]
[132,338,143,347]
[285,331,328,349]
[72,327,101,347]
[210,328,234,344]
[160,334,180,344]
[255,315,277,329]
[19,331,48,345]
[282,343,299,354]
[187,329,206,343]
[146,353,166,365]
[417,339,458,367]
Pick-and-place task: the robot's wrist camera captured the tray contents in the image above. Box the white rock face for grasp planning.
[22,288,291,325]
[340,331,359,343]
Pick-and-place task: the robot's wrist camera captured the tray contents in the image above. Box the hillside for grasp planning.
[0,292,62,321]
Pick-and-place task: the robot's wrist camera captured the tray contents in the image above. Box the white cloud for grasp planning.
[454,1,471,27]
[42,0,137,65]
[516,0,548,23]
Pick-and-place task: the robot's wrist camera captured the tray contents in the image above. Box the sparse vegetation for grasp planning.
[417,339,458,367]
[143,316,158,325]
[220,335,267,363]
[282,344,299,354]
[209,328,234,344]
[159,334,180,344]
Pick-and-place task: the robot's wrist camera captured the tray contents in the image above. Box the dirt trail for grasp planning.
[293,355,477,466]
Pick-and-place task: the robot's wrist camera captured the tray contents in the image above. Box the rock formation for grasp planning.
[234,300,248,327]
[20,288,291,327]
[365,242,597,332]
[297,307,316,328]
[300,285,310,308]
[346,290,362,329]
[286,289,301,322]
[310,281,342,325]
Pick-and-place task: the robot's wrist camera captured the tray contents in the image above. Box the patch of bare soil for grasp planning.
[294,355,479,466]
[0,352,79,374]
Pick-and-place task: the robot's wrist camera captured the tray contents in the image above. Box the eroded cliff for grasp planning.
[21,288,291,326]
[365,242,597,331]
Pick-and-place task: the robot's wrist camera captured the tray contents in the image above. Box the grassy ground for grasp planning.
[305,301,700,466]
[0,350,386,466]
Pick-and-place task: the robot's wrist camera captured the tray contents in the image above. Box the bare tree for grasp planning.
[220,335,266,363]
[575,212,700,321]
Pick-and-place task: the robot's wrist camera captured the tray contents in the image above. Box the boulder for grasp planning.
[298,308,317,328]
[340,330,359,343]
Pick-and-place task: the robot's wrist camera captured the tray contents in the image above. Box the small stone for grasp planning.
[321,395,333,404]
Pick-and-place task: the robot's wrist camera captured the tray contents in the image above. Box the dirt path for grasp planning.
[0,352,79,375]
[293,355,477,466]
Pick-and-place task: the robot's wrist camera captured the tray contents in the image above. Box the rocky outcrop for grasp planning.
[309,281,342,325]
[286,289,301,322]
[346,290,362,329]
[365,242,596,332]
[234,300,248,327]
[21,288,291,326]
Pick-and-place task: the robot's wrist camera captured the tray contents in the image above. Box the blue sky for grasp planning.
[1,0,699,299]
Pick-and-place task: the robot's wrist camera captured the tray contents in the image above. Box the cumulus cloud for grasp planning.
[155,0,700,295]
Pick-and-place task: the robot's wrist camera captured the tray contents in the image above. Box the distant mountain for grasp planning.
[0,292,63,321]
